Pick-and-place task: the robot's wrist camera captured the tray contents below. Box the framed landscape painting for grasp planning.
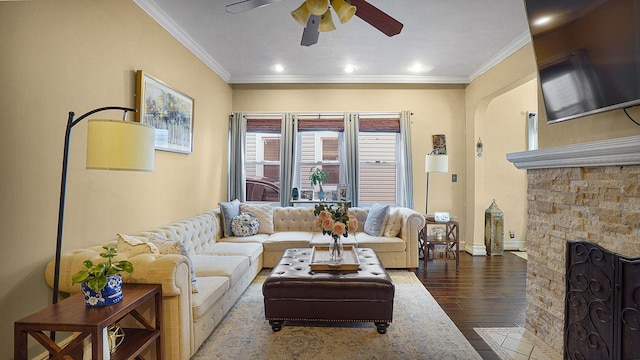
[136,70,194,153]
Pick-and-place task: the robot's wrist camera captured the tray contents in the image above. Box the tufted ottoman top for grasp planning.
[263,248,394,301]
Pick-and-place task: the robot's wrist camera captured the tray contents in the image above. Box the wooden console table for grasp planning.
[419,218,460,272]
[15,283,162,360]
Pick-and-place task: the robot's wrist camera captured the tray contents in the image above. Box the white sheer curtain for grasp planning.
[228,112,246,202]
[397,110,414,208]
[279,113,297,207]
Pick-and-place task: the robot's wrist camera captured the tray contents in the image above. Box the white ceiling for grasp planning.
[134,0,532,84]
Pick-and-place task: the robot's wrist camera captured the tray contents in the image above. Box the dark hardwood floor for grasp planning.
[414,251,527,359]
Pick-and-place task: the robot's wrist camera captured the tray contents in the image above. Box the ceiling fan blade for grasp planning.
[349,0,403,37]
[225,0,282,14]
[301,15,320,46]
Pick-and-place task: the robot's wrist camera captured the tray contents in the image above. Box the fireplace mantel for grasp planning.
[507,135,640,170]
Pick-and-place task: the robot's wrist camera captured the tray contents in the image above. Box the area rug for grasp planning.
[193,270,481,360]
[474,327,560,360]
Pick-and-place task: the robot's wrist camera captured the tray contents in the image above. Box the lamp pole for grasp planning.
[51,106,136,305]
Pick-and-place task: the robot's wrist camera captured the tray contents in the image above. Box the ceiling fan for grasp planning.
[225,0,403,46]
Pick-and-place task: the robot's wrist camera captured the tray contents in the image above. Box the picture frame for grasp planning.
[300,189,314,200]
[135,70,194,153]
[337,184,349,201]
[326,190,337,201]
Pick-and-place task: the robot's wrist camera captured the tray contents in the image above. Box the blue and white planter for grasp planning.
[81,274,123,307]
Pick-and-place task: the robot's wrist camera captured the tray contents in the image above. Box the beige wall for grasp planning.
[464,44,538,252]
[232,83,467,235]
[483,80,537,247]
[0,0,231,357]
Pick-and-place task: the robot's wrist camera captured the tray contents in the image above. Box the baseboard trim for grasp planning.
[464,240,525,255]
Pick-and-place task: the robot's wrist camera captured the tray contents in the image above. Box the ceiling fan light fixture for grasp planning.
[331,0,356,24]
[291,2,311,26]
[306,0,329,16]
[318,9,336,32]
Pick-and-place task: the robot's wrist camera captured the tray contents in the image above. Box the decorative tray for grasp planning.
[310,245,360,271]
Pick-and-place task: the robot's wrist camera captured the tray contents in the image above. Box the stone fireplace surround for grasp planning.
[506,135,640,354]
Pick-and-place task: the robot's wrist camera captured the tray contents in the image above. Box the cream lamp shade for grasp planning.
[425,154,448,173]
[331,0,356,24]
[306,0,329,16]
[86,119,155,171]
[291,2,311,26]
[318,9,336,32]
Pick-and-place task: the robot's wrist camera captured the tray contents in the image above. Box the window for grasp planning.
[297,131,341,192]
[358,132,397,205]
[231,112,409,207]
[244,118,281,202]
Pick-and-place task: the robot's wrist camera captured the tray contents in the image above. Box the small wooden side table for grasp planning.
[419,218,460,272]
[15,283,162,360]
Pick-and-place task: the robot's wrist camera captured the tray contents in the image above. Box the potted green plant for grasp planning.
[71,246,133,307]
[309,167,329,200]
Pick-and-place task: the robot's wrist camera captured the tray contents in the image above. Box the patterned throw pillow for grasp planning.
[239,203,274,234]
[231,213,260,237]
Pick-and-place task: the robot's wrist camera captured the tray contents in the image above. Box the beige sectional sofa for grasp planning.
[45,205,425,359]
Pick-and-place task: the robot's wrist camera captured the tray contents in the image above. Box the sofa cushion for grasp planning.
[364,203,390,236]
[309,233,357,247]
[191,276,229,321]
[355,232,406,252]
[383,208,402,237]
[220,233,269,243]
[262,231,313,252]
[219,199,241,237]
[191,255,250,285]
[239,203,274,234]
[202,242,263,265]
[231,212,259,237]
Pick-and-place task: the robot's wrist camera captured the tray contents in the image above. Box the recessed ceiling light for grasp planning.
[272,64,285,72]
[533,16,552,26]
[344,64,355,73]
[409,64,424,73]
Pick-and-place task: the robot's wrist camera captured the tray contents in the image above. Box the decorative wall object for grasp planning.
[136,70,194,153]
[432,134,447,154]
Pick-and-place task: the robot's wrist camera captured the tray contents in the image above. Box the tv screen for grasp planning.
[523,0,640,123]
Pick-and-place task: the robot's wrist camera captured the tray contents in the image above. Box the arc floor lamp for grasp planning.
[51,106,155,305]
[424,152,448,215]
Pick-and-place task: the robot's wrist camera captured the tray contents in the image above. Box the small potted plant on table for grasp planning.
[309,167,329,200]
[71,246,133,307]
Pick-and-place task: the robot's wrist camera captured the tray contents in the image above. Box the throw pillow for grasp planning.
[239,203,274,234]
[116,233,199,293]
[219,199,241,237]
[116,233,160,255]
[231,212,260,237]
[364,203,390,237]
[383,208,402,237]
[146,235,199,293]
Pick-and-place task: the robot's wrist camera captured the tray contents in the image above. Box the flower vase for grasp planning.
[329,235,343,263]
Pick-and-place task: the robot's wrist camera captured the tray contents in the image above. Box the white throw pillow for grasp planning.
[239,203,274,234]
[383,209,402,237]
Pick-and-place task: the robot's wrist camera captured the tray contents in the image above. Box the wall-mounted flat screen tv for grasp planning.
[523,0,640,123]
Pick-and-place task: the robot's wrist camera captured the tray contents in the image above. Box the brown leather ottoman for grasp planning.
[262,248,394,334]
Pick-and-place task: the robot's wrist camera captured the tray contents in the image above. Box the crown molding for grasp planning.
[133,0,231,82]
[228,74,470,84]
[468,31,531,82]
[506,135,640,169]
